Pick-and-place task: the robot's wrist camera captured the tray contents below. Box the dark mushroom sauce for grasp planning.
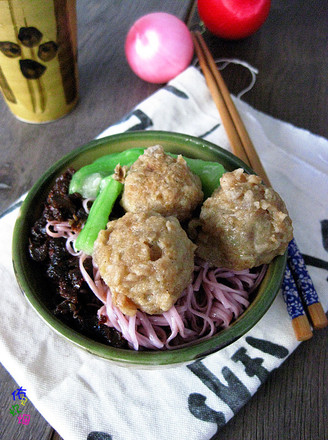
[28,168,128,348]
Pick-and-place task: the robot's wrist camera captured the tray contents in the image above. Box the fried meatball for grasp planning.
[120,145,203,222]
[195,168,293,270]
[93,212,196,316]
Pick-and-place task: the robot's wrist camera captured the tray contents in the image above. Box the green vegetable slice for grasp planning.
[75,176,123,255]
[168,154,225,199]
[69,148,145,198]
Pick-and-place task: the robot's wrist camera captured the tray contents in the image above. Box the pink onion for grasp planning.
[125,12,194,84]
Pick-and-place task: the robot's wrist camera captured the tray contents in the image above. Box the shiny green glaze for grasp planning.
[12,131,286,367]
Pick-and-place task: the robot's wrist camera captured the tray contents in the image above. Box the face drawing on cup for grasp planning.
[0,27,58,81]
[0,26,61,113]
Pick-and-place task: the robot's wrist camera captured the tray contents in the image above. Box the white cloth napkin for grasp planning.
[1,67,327,440]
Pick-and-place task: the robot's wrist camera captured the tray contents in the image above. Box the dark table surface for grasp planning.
[1,1,327,439]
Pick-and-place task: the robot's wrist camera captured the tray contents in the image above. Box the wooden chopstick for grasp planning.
[192,31,270,186]
[191,33,250,166]
[192,30,328,339]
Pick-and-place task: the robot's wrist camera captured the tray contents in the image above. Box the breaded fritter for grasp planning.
[195,168,293,270]
[120,145,203,222]
[93,212,196,316]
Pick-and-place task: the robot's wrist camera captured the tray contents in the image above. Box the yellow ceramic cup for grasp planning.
[0,0,78,123]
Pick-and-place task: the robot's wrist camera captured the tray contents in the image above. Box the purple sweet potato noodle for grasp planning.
[46,220,266,351]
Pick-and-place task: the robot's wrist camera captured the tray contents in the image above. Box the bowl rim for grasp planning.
[12,130,286,366]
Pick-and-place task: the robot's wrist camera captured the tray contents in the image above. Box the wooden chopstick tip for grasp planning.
[308,303,328,329]
[292,315,313,341]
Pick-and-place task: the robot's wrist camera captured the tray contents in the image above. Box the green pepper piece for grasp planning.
[92,148,145,164]
[75,176,123,255]
[167,154,225,198]
[184,157,225,198]
[69,148,145,197]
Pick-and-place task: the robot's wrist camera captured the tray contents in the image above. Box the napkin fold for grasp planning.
[1,66,327,440]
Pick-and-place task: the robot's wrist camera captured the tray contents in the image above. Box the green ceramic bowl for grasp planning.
[12,131,286,367]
